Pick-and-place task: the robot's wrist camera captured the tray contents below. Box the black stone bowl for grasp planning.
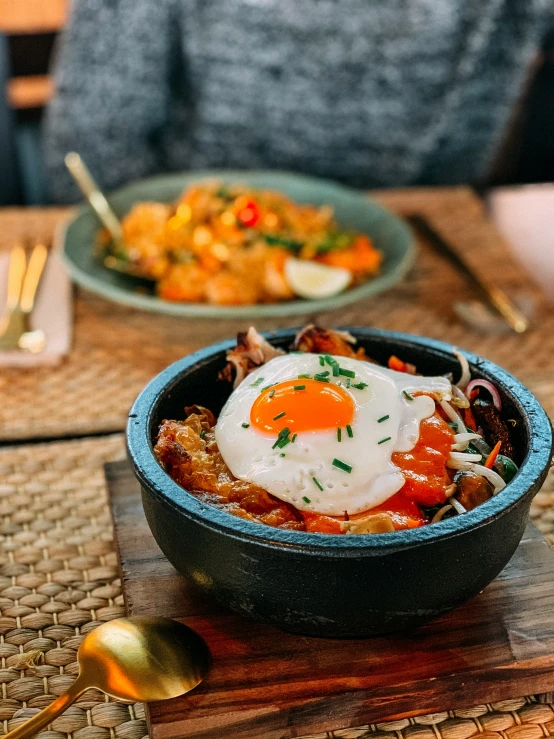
[127,328,553,637]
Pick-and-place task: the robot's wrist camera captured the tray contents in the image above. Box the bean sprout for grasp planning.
[439,399,467,433]
[450,498,467,514]
[453,350,471,390]
[431,505,453,523]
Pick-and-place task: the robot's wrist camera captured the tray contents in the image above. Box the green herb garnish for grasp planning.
[264,234,304,252]
[273,411,286,420]
[378,437,392,445]
[346,424,353,438]
[339,368,355,378]
[241,423,250,429]
[250,377,264,387]
[298,373,312,379]
[199,429,206,439]
[314,374,330,383]
[291,434,297,443]
[312,478,324,492]
[294,385,306,391]
[332,364,340,377]
[302,496,311,504]
[403,390,414,401]
[319,356,325,366]
[332,458,352,473]
[337,428,342,442]
[352,382,368,390]
[377,415,389,423]
[269,389,275,398]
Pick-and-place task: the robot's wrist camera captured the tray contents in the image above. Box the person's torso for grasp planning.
[160,0,545,186]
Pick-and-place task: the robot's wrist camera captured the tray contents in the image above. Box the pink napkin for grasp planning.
[0,248,73,367]
[488,184,554,304]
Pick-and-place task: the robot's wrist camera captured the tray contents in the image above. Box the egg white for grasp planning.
[215,354,452,516]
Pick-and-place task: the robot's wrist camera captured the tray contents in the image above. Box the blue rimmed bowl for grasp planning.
[127,329,553,637]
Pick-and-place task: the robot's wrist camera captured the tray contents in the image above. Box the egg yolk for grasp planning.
[250,379,355,434]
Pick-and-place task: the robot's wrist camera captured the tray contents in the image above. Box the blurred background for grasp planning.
[1,0,553,206]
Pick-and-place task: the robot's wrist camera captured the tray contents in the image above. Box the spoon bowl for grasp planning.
[4,616,211,739]
[78,616,210,702]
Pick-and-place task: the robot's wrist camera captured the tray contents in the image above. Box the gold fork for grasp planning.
[0,243,48,353]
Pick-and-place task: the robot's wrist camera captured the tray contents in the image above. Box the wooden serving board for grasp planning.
[107,460,554,739]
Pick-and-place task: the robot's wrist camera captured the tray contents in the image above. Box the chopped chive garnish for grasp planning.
[346,424,353,438]
[269,389,275,398]
[250,377,264,387]
[346,378,351,388]
[324,354,335,366]
[298,373,312,379]
[241,423,250,429]
[261,382,277,392]
[302,496,311,504]
[291,433,297,443]
[294,384,306,391]
[339,368,355,378]
[200,429,206,439]
[352,382,368,390]
[312,477,324,491]
[332,458,352,473]
[332,364,340,376]
[403,390,414,401]
[280,453,286,457]
[319,356,325,366]
[277,436,291,449]
[378,436,392,445]
[279,427,291,437]
[337,428,342,442]
[314,372,329,382]
[273,411,286,420]
[377,415,390,423]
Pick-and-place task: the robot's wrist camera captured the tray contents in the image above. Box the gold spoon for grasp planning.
[4,616,211,739]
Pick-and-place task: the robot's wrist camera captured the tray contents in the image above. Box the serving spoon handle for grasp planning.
[65,152,124,246]
[3,675,89,739]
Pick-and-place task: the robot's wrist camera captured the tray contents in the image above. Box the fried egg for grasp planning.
[215,353,452,516]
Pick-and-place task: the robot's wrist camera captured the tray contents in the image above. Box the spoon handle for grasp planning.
[64,152,124,245]
[3,675,89,739]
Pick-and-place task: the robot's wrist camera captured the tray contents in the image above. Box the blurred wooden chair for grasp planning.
[0,0,68,205]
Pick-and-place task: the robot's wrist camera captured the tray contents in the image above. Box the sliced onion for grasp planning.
[450,498,467,514]
[465,379,502,411]
[439,399,467,433]
[469,463,506,493]
[431,505,453,523]
[453,350,471,390]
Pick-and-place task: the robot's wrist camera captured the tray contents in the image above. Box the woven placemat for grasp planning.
[0,433,553,739]
[1,187,553,442]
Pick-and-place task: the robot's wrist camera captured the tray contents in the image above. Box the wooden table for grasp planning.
[1,187,554,739]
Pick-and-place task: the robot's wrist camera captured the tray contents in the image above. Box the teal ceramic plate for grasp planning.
[58,170,415,318]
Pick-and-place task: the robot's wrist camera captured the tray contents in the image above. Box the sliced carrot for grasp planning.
[388,355,407,372]
[464,407,478,432]
[485,440,502,469]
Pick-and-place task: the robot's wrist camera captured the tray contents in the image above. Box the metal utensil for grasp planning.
[3,616,211,739]
[0,243,48,353]
[64,152,154,280]
[407,214,529,334]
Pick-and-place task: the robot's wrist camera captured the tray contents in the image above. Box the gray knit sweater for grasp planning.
[44,0,554,203]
